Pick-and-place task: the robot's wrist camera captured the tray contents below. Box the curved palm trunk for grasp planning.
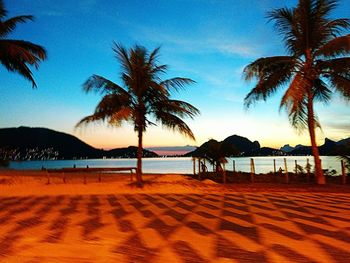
[307,98,325,185]
[136,127,143,186]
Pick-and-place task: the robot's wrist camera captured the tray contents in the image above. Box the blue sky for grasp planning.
[0,0,349,149]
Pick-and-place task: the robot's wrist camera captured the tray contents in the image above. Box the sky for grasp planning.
[0,0,349,150]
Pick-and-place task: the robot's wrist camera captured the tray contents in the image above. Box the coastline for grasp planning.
[1,170,349,196]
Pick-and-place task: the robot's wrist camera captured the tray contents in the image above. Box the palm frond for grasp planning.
[0,40,46,65]
[327,74,350,99]
[320,19,350,38]
[83,75,130,97]
[156,111,196,140]
[76,94,133,128]
[0,40,46,87]
[279,73,310,131]
[160,77,195,92]
[317,57,350,75]
[313,78,332,103]
[148,46,161,67]
[113,42,132,76]
[244,56,295,107]
[154,99,200,119]
[316,34,350,57]
[0,15,34,37]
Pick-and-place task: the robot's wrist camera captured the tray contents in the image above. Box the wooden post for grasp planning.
[198,158,201,180]
[250,158,255,183]
[130,169,134,181]
[193,157,196,175]
[273,159,276,174]
[203,159,206,172]
[223,163,226,184]
[284,158,289,183]
[233,160,236,172]
[306,158,310,183]
[341,160,346,185]
[295,160,298,175]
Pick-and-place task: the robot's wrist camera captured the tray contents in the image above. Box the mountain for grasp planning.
[185,135,278,157]
[222,135,260,154]
[0,127,158,160]
[280,144,294,153]
[337,137,350,146]
[288,137,350,155]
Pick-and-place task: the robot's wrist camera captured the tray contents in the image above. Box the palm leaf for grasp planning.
[156,111,196,140]
[160,77,196,92]
[154,99,200,119]
[0,15,34,37]
[83,75,131,98]
[244,56,295,107]
[328,74,350,99]
[316,34,350,57]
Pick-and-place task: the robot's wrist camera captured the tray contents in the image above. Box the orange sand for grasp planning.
[0,170,349,262]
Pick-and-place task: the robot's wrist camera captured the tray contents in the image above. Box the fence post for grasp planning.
[306,158,310,183]
[250,158,255,183]
[233,160,236,172]
[198,158,201,180]
[295,160,298,175]
[273,159,276,174]
[284,158,289,183]
[223,163,226,184]
[193,157,196,175]
[341,160,346,185]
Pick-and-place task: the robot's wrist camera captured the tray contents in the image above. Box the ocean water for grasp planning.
[8,156,344,174]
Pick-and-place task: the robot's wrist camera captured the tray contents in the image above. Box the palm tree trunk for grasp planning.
[136,127,143,186]
[307,98,325,185]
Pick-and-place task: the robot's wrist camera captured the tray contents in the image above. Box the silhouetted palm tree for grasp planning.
[0,0,46,87]
[243,0,350,184]
[77,43,199,185]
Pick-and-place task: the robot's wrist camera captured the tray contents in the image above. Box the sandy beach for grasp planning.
[0,170,350,262]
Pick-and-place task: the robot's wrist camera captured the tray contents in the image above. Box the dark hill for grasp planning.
[186,135,265,157]
[290,138,350,155]
[0,127,158,160]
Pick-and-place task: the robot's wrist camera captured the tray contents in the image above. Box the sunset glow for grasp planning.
[1,0,349,149]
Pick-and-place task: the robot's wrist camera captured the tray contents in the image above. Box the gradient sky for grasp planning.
[0,0,349,150]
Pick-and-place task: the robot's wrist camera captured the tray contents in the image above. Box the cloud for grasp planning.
[127,25,258,58]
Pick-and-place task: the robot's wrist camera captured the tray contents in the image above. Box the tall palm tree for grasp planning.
[77,43,199,185]
[243,0,350,184]
[0,0,46,88]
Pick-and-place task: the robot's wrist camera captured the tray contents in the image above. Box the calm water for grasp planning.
[8,156,343,174]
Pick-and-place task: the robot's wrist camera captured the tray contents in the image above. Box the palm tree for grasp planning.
[243,0,350,184]
[0,0,46,87]
[77,43,199,185]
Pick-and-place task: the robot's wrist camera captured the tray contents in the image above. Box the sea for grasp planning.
[8,156,344,175]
